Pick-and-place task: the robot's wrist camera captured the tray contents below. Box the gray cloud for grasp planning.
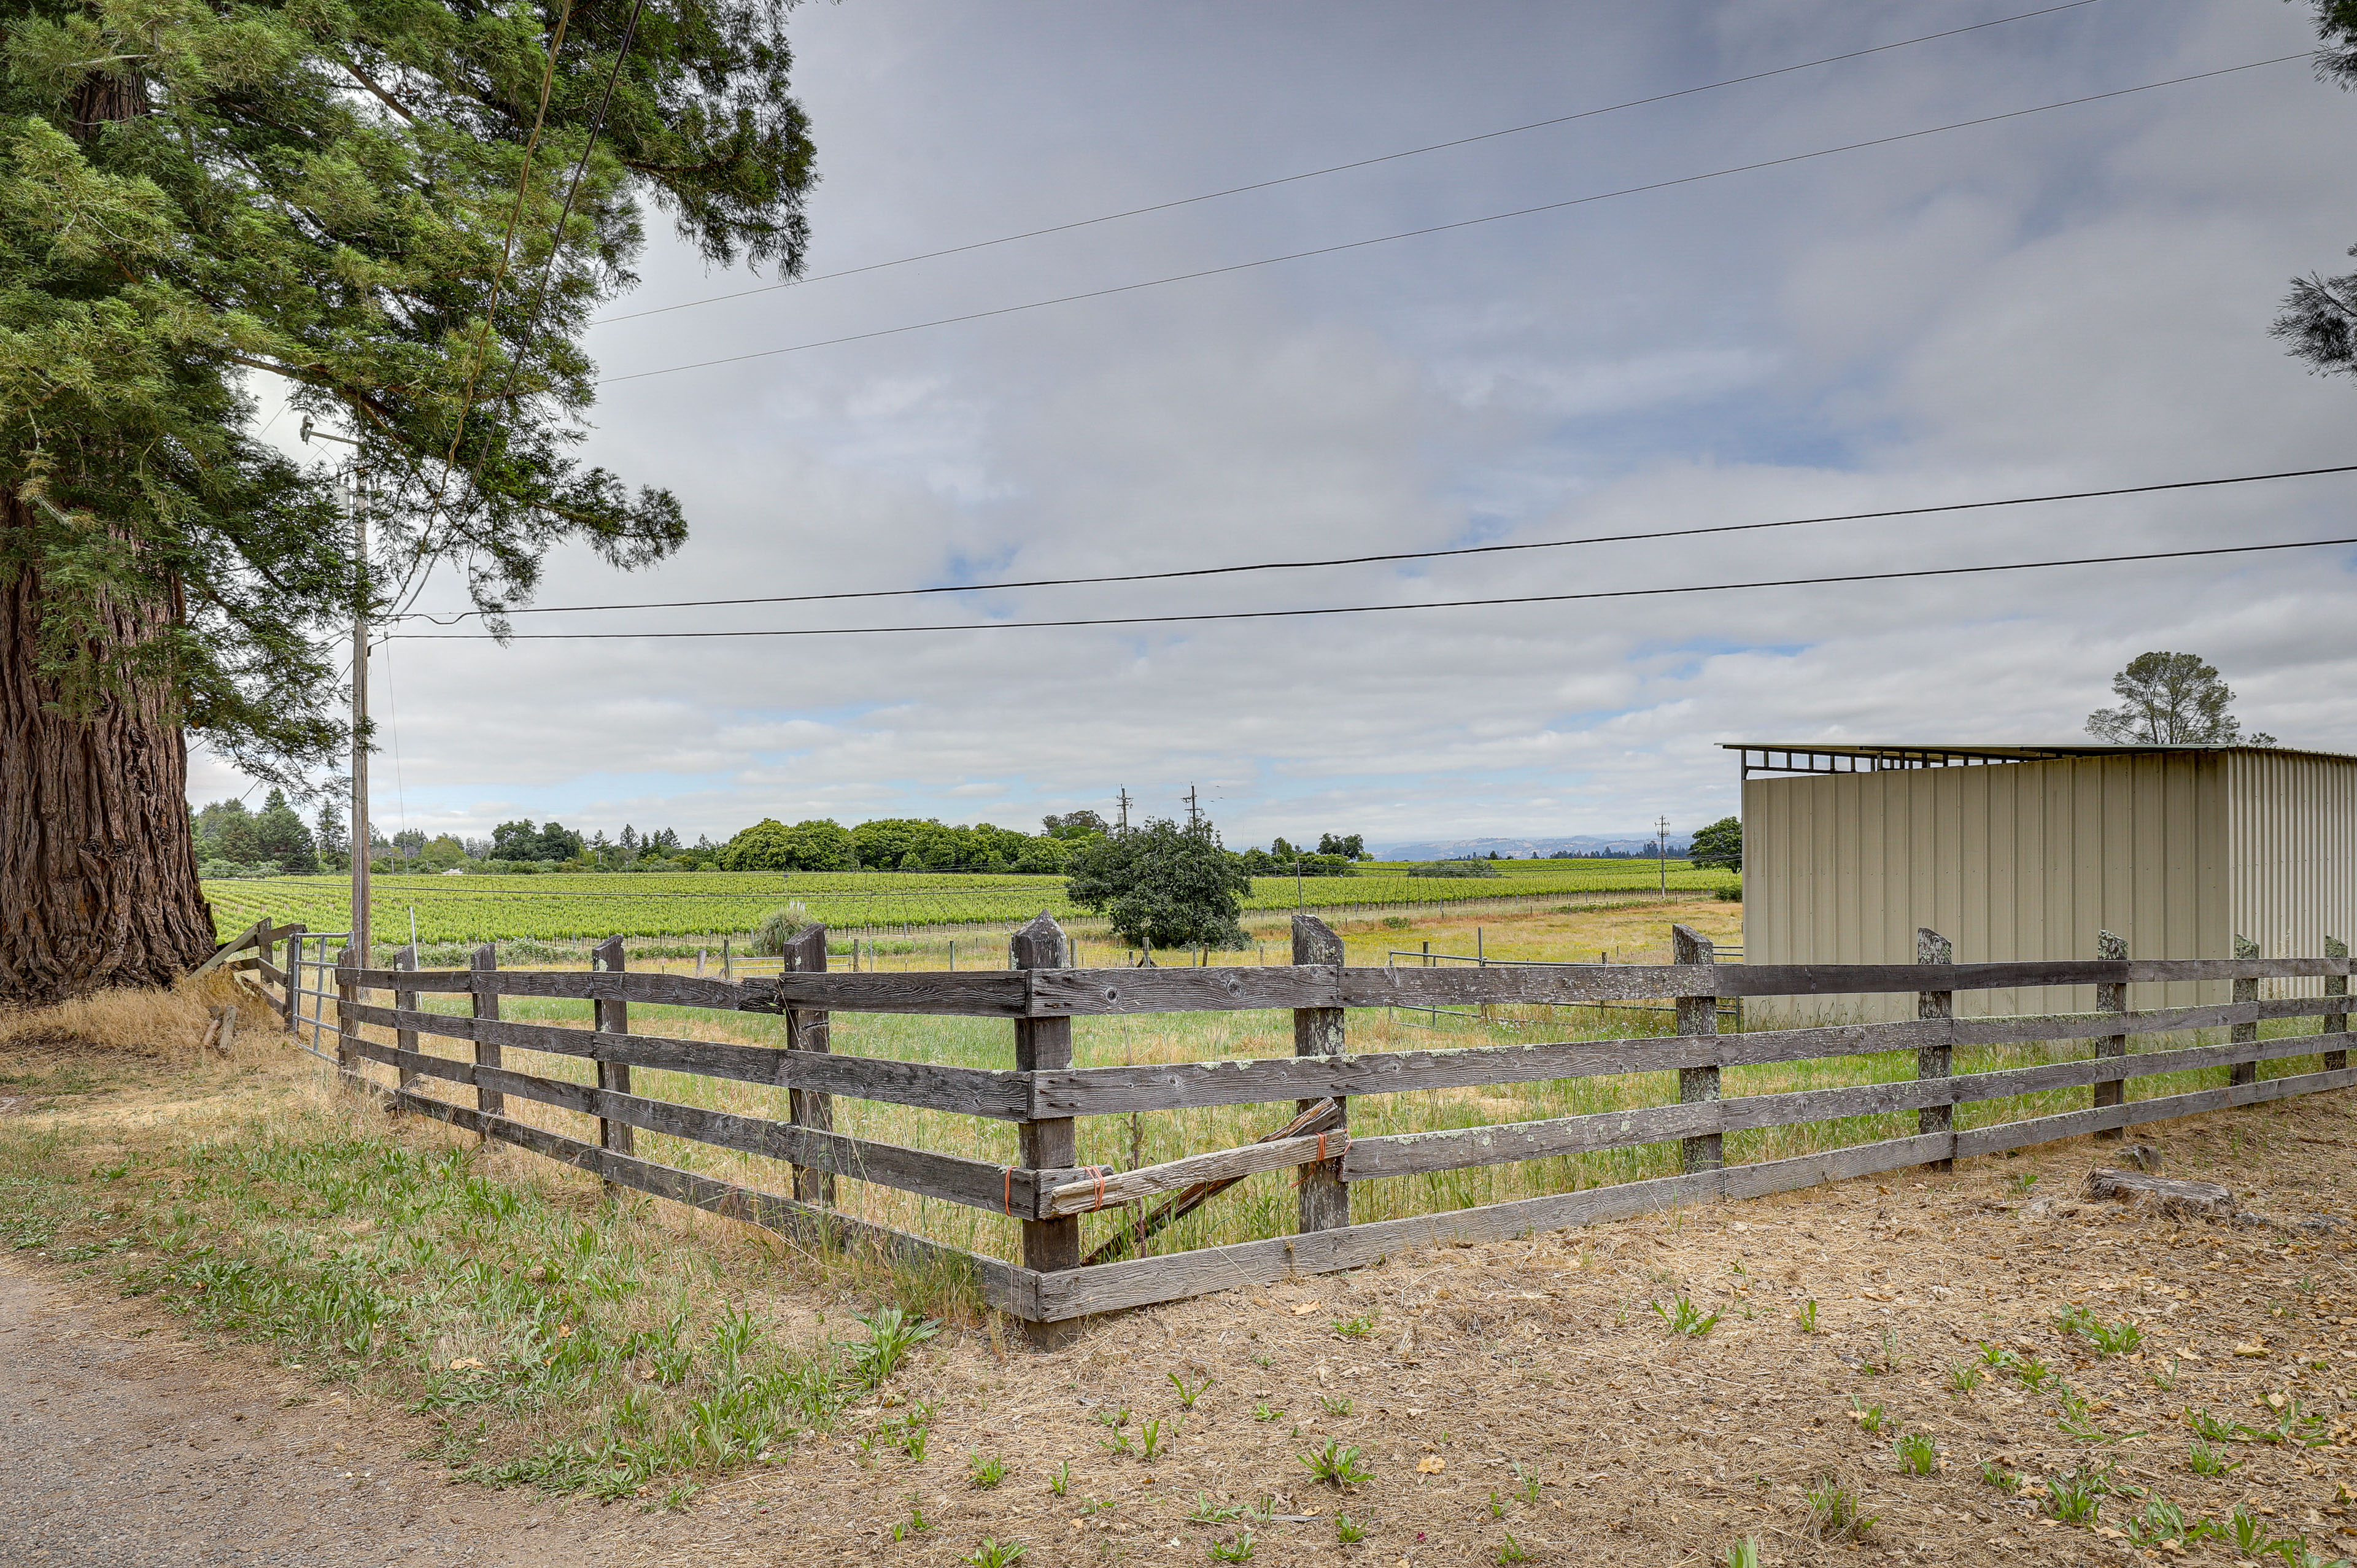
[197,1,2357,850]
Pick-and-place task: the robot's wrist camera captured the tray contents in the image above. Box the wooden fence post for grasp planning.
[1292,914,1348,1235]
[2326,937,2349,1073]
[1011,913,1077,1341]
[1915,927,1954,1170]
[786,922,834,1207]
[470,943,503,1123]
[333,946,358,1087]
[2092,930,2128,1135]
[1672,924,1721,1174]
[593,937,633,1173]
[2231,934,2260,1089]
[281,924,304,1032]
[393,943,419,1103]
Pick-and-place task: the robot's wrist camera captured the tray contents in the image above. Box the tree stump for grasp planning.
[2082,1167,2234,1219]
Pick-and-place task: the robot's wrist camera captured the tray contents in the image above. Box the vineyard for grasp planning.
[199,859,1734,945]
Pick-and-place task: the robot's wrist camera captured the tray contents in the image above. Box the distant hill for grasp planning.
[1374,834,1692,862]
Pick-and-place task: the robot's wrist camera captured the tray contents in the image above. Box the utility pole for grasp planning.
[303,417,368,959]
[1184,784,1200,830]
[1116,786,1132,832]
[1656,813,1670,898]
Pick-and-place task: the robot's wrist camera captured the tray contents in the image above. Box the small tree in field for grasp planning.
[1689,816,1742,873]
[1066,817,1252,957]
[2085,652,2275,746]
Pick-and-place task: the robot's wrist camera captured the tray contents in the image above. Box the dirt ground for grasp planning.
[0,1255,606,1566]
[6,1075,2355,1567]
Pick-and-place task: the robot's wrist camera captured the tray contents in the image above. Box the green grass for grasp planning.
[238,875,2353,1277]
[203,859,1735,944]
[322,962,2356,1270]
[0,1084,943,1501]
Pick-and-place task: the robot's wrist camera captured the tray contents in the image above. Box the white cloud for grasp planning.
[194,0,2357,852]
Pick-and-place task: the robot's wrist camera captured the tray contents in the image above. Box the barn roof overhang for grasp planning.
[1725,742,2357,779]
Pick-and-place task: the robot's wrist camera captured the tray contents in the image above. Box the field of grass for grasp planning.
[298,898,2349,1275]
[201,857,1736,946]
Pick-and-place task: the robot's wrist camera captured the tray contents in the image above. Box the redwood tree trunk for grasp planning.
[1,489,217,1005]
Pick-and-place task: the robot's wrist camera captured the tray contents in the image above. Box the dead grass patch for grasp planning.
[0,970,252,1059]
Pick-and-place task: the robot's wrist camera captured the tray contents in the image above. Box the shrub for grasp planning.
[1065,818,1251,952]
[1406,859,1501,879]
[751,903,812,956]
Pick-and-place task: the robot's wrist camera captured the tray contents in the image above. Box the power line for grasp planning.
[400,462,2357,623]
[392,531,2357,642]
[590,1,2102,331]
[594,54,2303,389]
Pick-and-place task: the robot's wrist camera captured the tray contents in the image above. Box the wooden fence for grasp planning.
[241,913,2356,1334]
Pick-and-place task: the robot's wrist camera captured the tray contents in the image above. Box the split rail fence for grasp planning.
[230,913,2357,1331]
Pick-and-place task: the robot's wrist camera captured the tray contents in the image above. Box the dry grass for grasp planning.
[0,970,252,1059]
[323,898,2349,1275]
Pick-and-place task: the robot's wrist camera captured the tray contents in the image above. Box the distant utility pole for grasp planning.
[1116,787,1132,832]
[1656,814,1670,898]
[1184,784,1201,830]
[302,415,369,959]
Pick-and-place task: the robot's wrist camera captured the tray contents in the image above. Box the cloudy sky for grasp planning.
[201,0,2357,851]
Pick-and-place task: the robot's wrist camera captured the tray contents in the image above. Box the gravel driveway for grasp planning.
[0,1255,610,1567]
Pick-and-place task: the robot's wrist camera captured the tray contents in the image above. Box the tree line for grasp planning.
[183,802,1380,881]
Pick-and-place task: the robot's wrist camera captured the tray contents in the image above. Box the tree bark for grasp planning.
[1,487,217,1006]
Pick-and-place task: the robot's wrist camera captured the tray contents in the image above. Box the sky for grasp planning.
[201,0,2357,852]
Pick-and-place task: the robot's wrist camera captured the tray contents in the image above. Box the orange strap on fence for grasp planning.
[1296,1130,1334,1188]
[1004,1165,1013,1216]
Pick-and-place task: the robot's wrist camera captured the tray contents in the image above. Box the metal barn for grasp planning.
[1733,743,2357,1023]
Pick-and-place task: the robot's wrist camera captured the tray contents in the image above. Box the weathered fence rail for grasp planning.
[254,914,2357,1333]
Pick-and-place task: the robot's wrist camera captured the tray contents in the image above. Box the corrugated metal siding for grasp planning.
[1742,753,2231,1024]
[2226,750,2357,997]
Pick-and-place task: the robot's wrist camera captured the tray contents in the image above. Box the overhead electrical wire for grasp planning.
[590,0,2103,330]
[392,532,2357,642]
[594,53,2305,388]
[400,463,2357,623]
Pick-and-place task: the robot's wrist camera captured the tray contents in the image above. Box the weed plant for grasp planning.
[1652,1294,1720,1337]
[965,1540,1026,1568]
[1805,1477,1876,1542]
[1892,1433,1938,1475]
[1299,1440,1374,1488]
[2187,1439,2243,1477]
[2044,1468,2103,1525]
